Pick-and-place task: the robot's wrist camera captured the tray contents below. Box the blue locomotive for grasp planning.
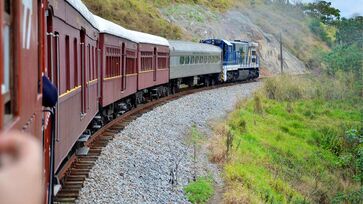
[200,39,260,81]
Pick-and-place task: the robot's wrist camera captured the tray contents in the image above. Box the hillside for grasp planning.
[83,0,329,75]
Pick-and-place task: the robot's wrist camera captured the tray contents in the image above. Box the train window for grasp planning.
[74,38,78,86]
[204,56,207,63]
[252,51,256,55]
[185,56,190,64]
[252,58,256,63]
[141,51,153,71]
[179,56,184,64]
[191,56,195,64]
[3,0,14,123]
[65,36,70,91]
[92,46,95,80]
[88,45,91,81]
[126,51,136,74]
[208,56,211,63]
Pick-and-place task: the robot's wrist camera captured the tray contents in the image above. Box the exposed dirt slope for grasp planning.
[162,4,308,75]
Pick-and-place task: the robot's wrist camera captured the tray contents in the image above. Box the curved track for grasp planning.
[54,80,258,203]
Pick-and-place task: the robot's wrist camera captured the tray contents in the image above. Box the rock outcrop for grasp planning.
[162,5,307,75]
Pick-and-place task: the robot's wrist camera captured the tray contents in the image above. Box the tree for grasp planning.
[323,44,363,75]
[304,1,340,24]
[336,16,363,48]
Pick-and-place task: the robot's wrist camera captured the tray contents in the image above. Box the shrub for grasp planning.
[323,44,363,75]
[209,122,228,163]
[253,94,264,114]
[262,75,313,101]
[309,19,335,46]
[184,177,214,204]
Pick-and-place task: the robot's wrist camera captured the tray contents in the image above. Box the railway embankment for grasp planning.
[209,75,362,203]
[76,82,261,203]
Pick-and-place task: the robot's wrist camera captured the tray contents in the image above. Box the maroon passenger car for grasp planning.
[46,0,100,171]
[95,16,138,115]
[132,31,170,92]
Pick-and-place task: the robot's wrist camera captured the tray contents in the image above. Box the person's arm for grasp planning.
[0,132,43,204]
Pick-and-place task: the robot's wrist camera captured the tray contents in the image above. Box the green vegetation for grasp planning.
[323,45,363,75]
[303,1,363,75]
[308,19,336,46]
[83,0,235,39]
[210,75,362,203]
[304,1,340,24]
[83,0,183,39]
[184,177,214,204]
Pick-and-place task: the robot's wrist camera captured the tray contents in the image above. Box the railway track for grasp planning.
[53,80,257,203]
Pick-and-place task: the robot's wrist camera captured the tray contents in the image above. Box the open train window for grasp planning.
[2,0,14,124]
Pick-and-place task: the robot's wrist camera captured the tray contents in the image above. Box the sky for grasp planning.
[300,0,363,17]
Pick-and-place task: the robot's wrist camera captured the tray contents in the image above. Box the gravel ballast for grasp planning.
[77,82,261,203]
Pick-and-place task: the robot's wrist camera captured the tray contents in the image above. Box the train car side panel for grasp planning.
[138,44,169,90]
[48,0,99,171]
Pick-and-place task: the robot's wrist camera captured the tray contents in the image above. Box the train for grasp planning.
[0,0,259,203]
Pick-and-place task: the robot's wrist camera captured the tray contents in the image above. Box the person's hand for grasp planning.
[0,131,43,204]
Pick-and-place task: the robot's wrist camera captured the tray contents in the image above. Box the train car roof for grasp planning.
[222,39,233,46]
[94,15,138,42]
[169,40,222,53]
[65,0,99,29]
[129,30,170,47]
[94,15,169,46]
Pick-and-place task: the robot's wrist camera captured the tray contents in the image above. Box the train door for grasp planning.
[153,47,157,82]
[121,43,126,91]
[1,0,14,126]
[45,7,58,204]
[97,47,101,98]
[46,7,60,143]
[80,29,87,116]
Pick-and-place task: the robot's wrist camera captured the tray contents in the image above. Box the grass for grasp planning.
[184,177,214,204]
[83,0,235,39]
[210,74,362,203]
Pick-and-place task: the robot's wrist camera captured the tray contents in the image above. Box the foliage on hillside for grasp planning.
[83,0,234,39]
[210,75,362,203]
[83,0,183,39]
